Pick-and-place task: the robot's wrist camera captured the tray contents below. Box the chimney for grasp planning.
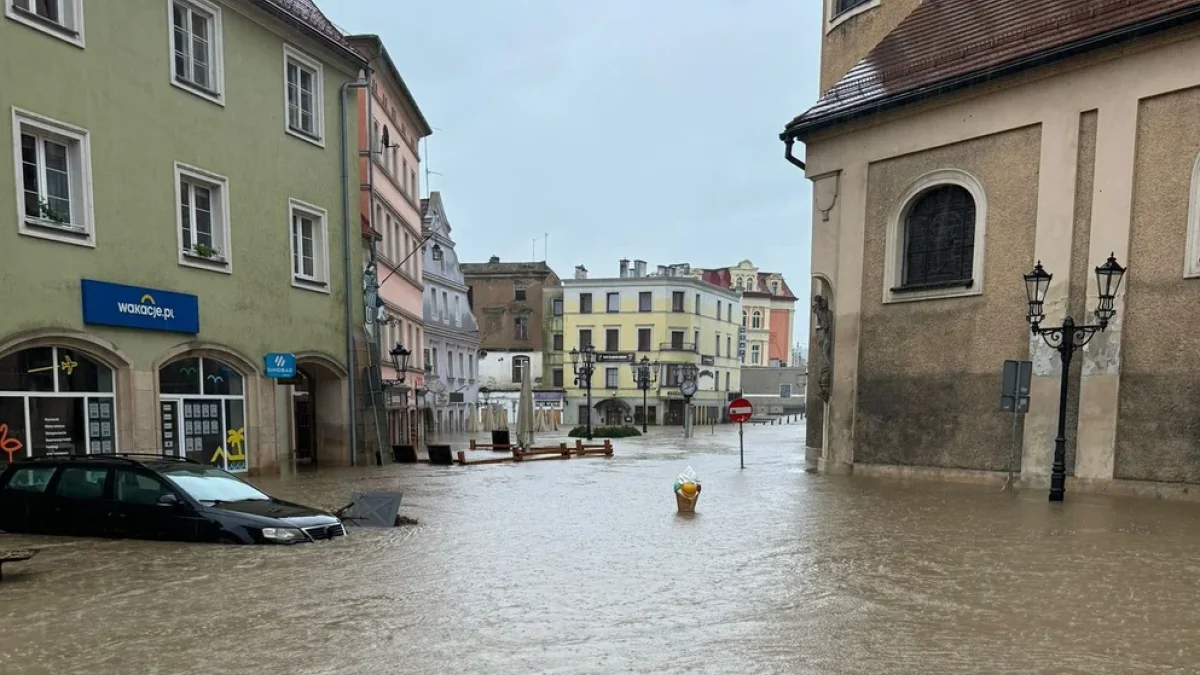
[619,259,630,278]
[488,255,500,263]
[657,265,667,276]
[634,260,647,277]
[574,265,588,280]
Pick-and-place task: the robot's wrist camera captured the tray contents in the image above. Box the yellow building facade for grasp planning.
[561,262,741,427]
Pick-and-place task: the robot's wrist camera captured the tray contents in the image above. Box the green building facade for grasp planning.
[0,0,367,474]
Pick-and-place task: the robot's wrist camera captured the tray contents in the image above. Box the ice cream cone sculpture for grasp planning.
[673,466,702,513]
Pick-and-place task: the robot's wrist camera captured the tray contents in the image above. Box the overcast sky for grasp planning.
[318,0,822,350]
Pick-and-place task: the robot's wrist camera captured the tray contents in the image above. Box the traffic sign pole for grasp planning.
[727,397,753,469]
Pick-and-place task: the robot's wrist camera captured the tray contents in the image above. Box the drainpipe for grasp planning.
[784,137,806,171]
[341,75,370,467]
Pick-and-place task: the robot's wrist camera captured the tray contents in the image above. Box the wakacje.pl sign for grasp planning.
[81,279,200,334]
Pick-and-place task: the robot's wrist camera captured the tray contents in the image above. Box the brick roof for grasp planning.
[460,261,560,280]
[783,0,1200,139]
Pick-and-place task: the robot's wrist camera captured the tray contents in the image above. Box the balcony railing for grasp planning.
[660,342,697,352]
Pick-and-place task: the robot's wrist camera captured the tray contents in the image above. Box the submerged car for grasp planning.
[0,454,345,545]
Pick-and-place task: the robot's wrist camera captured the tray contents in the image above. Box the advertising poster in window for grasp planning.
[29,397,85,457]
[0,396,28,465]
[182,399,224,467]
[87,397,115,453]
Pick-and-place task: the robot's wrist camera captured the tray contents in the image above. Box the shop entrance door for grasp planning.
[293,370,316,465]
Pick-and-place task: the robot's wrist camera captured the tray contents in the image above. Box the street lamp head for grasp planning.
[1023,261,1052,329]
[388,342,411,375]
[569,348,579,367]
[1094,253,1126,327]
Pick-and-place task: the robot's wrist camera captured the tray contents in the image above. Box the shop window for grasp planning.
[0,346,116,464]
[158,356,247,472]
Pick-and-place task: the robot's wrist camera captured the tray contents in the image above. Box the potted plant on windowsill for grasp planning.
[185,243,225,263]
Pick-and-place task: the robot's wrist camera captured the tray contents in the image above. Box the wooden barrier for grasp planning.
[573,439,614,456]
[468,439,515,452]
[457,440,614,465]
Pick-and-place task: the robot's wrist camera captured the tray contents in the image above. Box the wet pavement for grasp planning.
[4,422,1200,674]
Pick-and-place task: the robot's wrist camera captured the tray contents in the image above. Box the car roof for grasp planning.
[5,454,204,471]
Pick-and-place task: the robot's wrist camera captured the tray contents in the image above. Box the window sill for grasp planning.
[171,78,225,106]
[7,6,84,47]
[20,218,93,247]
[293,277,330,294]
[287,125,325,148]
[180,251,232,274]
[885,279,980,304]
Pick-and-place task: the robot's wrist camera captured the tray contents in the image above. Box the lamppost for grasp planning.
[678,363,699,439]
[1024,253,1127,503]
[631,356,658,433]
[570,344,597,440]
[388,342,411,382]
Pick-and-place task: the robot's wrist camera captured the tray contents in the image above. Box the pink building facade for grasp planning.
[348,35,432,446]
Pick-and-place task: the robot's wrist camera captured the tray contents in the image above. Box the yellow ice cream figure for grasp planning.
[673,467,702,513]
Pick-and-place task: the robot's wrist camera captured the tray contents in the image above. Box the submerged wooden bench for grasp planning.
[0,549,38,581]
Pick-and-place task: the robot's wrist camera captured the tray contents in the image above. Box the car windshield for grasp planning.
[162,467,270,503]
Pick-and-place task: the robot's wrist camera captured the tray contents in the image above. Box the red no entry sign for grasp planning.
[728,398,753,424]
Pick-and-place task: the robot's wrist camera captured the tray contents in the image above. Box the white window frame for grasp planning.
[12,108,95,247]
[7,0,85,46]
[282,44,325,147]
[288,198,331,293]
[826,0,880,33]
[167,0,225,106]
[174,162,231,273]
[882,168,988,304]
[1184,153,1200,278]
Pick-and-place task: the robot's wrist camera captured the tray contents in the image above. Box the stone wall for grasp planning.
[1115,86,1200,483]
[854,126,1041,470]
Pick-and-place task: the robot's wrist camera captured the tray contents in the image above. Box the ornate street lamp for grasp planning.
[631,356,659,433]
[389,342,411,383]
[570,344,597,440]
[1024,253,1126,502]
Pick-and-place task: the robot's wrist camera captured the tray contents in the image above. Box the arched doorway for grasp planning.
[158,356,248,472]
[292,368,316,465]
[0,346,117,462]
[595,399,630,426]
[289,357,348,467]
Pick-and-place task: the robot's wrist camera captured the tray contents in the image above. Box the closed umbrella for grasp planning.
[517,365,535,449]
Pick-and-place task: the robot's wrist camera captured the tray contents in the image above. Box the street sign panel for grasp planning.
[264,353,297,379]
[999,360,1032,413]
[728,397,753,424]
[595,352,635,363]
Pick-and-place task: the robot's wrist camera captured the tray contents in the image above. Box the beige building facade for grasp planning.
[785,0,1200,499]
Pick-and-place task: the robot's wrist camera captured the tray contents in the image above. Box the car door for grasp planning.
[0,465,59,533]
[112,468,203,542]
[45,466,113,538]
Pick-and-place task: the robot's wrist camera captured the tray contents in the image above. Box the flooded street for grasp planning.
[4,423,1200,674]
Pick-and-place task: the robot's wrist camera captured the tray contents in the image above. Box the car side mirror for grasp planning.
[157,494,180,508]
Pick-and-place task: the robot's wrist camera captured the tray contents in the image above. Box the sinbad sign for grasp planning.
[81,279,200,334]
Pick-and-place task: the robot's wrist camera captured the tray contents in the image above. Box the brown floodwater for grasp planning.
[3,422,1200,674]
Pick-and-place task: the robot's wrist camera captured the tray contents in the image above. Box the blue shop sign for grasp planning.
[264,353,297,379]
[81,280,200,334]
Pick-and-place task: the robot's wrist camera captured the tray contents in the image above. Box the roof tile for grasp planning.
[785,0,1200,137]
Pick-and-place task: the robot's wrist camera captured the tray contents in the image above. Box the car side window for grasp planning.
[54,468,109,500]
[115,470,173,506]
[4,467,57,493]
